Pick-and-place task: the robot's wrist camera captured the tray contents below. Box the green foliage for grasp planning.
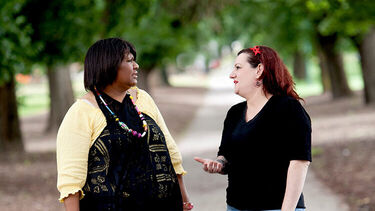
[20,0,102,66]
[208,0,374,55]
[0,0,33,84]
[217,1,317,56]
[2,0,373,82]
[305,0,375,37]
[100,0,226,71]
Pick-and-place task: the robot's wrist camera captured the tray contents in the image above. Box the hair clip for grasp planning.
[249,46,261,56]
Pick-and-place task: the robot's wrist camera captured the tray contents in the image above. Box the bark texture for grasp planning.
[0,77,23,151]
[293,50,307,80]
[358,28,375,104]
[46,65,75,132]
[317,33,352,98]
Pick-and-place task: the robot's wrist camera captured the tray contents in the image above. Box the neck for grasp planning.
[244,88,271,110]
[103,84,130,102]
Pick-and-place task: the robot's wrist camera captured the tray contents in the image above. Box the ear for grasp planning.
[256,63,264,79]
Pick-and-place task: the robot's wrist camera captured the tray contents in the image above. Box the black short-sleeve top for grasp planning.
[218,95,312,210]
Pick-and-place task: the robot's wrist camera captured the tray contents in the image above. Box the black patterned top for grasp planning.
[79,91,182,211]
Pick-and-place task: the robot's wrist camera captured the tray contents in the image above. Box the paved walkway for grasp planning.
[177,59,350,211]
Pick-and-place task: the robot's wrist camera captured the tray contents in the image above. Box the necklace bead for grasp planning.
[94,87,147,138]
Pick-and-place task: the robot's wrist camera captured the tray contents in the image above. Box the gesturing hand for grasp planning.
[194,157,223,174]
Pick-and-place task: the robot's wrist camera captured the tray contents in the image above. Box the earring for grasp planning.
[256,80,262,87]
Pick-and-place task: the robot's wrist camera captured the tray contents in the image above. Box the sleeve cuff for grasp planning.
[173,163,187,175]
[58,187,85,203]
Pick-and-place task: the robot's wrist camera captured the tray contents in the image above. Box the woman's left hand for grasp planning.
[183,201,194,210]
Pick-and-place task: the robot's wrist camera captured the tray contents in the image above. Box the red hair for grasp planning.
[238,46,302,101]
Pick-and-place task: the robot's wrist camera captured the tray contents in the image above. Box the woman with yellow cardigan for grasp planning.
[56,38,193,211]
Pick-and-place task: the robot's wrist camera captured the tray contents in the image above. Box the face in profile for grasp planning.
[230,53,260,97]
[114,53,139,88]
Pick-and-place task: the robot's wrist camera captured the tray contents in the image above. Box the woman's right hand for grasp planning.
[194,157,223,174]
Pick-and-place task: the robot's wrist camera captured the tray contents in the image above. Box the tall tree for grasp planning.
[0,0,32,151]
[306,0,375,100]
[20,0,100,131]
[341,0,375,104]
[354,28,375,104]
[293,51,307,80]
[315,32,352,97]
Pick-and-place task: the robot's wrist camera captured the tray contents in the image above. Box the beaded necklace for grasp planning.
[94,87,148,138]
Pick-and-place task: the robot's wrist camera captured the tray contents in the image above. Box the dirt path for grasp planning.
[306,92,375,145]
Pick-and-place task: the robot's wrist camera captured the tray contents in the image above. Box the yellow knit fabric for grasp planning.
[56,87,186,202]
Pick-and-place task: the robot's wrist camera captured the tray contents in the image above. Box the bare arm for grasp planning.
[63,192,80,211]
[281,160,310,211]
[177,174,193,210]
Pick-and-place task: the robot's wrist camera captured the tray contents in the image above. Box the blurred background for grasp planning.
[0,0,374,210]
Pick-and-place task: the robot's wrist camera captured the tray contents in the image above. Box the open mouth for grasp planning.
[234,80,239,84]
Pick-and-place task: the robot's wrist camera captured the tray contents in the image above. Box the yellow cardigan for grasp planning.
[56,87,186,202]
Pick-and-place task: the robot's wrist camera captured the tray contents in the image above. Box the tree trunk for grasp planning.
[293,50,307,80]
[0,77,23,152]
[317,33,352,98]
[46,65,75,132]
[160,66,170,86]
[358,28,375,104]
[137,68,152,93]
[317,49,331,93]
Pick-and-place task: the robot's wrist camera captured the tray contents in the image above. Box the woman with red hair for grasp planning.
[195,46,311,211]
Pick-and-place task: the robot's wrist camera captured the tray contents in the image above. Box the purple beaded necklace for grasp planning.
[94,87,148,138]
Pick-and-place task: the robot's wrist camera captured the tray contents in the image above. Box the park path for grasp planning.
[176,58,350,211]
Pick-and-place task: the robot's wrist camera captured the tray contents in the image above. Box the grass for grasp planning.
[17,80,49,116]
[18,92,49,116]
[17,78,86,117]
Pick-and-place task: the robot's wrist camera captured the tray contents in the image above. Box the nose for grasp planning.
[133,61,139,70]
[229,69,236,79]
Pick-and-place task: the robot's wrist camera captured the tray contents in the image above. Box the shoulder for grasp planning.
[134,87,153,101]
[274,95,311,124]
[80,91,99,109]
[133,87,156,107]
[64,91,103,122]
[58,99,101,133]
[131,87,159,119]
[64,99,101,121]
[272,95,303,111]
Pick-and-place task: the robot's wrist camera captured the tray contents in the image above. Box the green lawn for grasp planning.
[17,79,86,117]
